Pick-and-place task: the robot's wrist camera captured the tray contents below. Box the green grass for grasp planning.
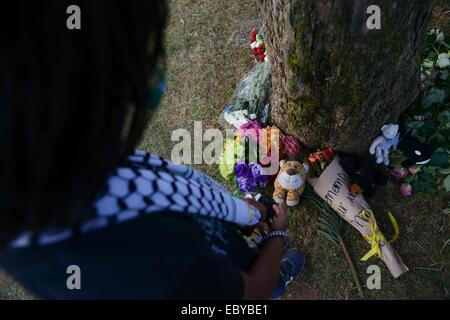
[140,0,450,300]
[0,272,33,300]
[1,0,448,300]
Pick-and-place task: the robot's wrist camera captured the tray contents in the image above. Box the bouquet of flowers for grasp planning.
[222,57,272,127]
[219,119,304,193]
[306,149,408,278]
[307,147,335,177]
[235,162,269,192]
[250,28,268,62]
[219,137,244,183]
[282,134,304,159]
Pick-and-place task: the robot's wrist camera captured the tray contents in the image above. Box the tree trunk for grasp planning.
[259,0,436,153]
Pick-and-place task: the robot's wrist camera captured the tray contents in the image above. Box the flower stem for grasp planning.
[339,237,364,298]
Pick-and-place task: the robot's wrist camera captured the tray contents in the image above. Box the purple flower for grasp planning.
[399,183,412,197]
[257,174,269,188]
[250,163,262,177]
[234,162,269,192]
[237,176,257,193]
[250,163,269,188]
[234,162,252,179]
[390,168,409,181]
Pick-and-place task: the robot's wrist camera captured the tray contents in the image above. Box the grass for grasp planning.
[0,272,32,300]
[1,0,448,300]
[140,0,450,300]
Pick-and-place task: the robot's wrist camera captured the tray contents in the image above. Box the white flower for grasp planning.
[249,113,257,120]
[224,110,250,129]
[250,41,257,49]
[437,53,450,69]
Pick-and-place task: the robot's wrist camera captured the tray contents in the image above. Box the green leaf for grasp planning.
[318,230,339,246]
[429,133,446,149]
[444,175,450,192]
[405,175,416,184]
[422,88,445,109]
[441,70,449,80]
[430,148,450,167]
[411,179,434,194]
[439,168,450,175]
[437,111,450,123]
[405,121,424,129]
[418,120,436,138]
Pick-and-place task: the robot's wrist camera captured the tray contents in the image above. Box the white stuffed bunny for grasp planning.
[369,124,400,166]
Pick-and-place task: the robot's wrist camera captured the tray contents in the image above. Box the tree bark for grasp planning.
[259,0,436,152]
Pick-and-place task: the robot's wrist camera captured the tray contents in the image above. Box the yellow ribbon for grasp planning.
[360,210,399,262]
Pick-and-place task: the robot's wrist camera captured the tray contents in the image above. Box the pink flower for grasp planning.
[399,183,412,197]
[390,168,409,181]
[282,134,303,158]
[239,121,261,142]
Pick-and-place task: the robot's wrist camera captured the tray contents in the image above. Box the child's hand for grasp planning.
[269,204,288,232]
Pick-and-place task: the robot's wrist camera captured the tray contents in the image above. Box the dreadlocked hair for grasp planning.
[0,0,168,247]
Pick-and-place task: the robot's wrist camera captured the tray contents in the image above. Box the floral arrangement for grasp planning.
[391,27,450,196]
[305,150,407,278]
[219,138,244,182]
[250,28,268,62]
[282,134,304,159]
[219,119,303,193]
[306,147,335,177]
[223,108,256,129]
[222,57,272,128]
[235,162,269,192]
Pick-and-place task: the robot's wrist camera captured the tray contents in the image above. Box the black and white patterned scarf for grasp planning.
[10,150,261,249]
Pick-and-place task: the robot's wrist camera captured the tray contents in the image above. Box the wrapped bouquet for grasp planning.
[307,149,409,278]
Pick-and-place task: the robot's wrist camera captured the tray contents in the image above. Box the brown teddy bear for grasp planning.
[273,159,309,206]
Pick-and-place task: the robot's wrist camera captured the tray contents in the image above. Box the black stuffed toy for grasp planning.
[397,132,432,167]
[340,154,388,198]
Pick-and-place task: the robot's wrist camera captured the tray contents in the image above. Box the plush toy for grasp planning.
[273,159,309,206]
[369,123,400,166]
[398,132,432,167]
[340,154,388,198]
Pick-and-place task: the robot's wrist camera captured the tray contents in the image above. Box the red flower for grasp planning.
[258,54,266,61]
[259,44,266,52]
[324,148,335,160]
[252,48,259,56]
[308,148,334,163]
[250,29,257,43]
